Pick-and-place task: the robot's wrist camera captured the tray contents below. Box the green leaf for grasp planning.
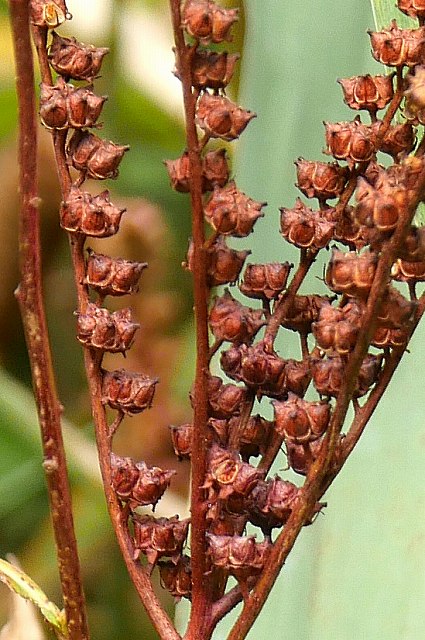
[0,558,67,638]
[370,0,416,29]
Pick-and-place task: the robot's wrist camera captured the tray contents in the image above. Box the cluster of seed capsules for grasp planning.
[166,0,425,601]
[31,0,186,593]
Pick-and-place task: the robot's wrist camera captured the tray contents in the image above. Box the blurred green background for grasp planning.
[1,1,425,639]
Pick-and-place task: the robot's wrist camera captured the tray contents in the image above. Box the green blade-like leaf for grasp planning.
[0,558,67,638]
[370,0,416,28]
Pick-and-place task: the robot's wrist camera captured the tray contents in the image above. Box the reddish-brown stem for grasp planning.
[9,5,89,639]
[169,2,213,638]
[31,24,180,640]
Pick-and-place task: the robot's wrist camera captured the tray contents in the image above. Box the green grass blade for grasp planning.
[0,558,67,638]
[370,0,416,28]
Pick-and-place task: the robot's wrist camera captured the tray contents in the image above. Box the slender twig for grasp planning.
[9,5,89,639]
[31,25,181,640]
[169,3,213,638]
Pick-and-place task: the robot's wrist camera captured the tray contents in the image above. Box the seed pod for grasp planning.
[40,79,106,131]
[201,375,248,419]
[332,205,371,250]
[233,414,273,460]
[132,515,189,567]
[159,556,192,601]
[196,93,255,141]
[325,249,378,297]
[338,74,394,113]
[286,439,323,476]
[377,286,415,328]
[312,301,363,354]
[280,295,335,334]
[398,0,425,19]
[247,477,299,532]
[85,251,147,297]
[205,444,264,502]
[131,463,176,510]
[176,49,239,90]
[204,181,265,237]
[239,262,292,300]
[311,352,382,397]
[165,148,229,193]
[76,303,139,353]
[280,199,335,250]
[368,21,425,67]
[405,66,425,116]
[372,326,409,349]
[207,534,270,600]
[48,31,109,81]
[169,423,192,460]
[185,237,250,286]
[324,119,377,164]
[355,176,407,233]
[102,369,158,414]
[182,0,239,44]
[67,131,129,180]
[60,187,125,237]
[376,122,415,159]
[30,0,68,27]
[39,81,68,130]
[295,158,349,201]
[111,453,139,500]
[209,290,265,344]
[392,258,425,281]
[273,393,330,444]
[397,226,425,262]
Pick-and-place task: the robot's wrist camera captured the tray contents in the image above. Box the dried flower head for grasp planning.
[280,199,335,250]
[312,301,363,354]
[368,21,425,67]
[338,74,394,112]
[169,423,192,460]
[159,556,192,600]
[85,251,147,297]
[48,31,109,81]
[295,158,349,201]
[185,236,250,286]
[239,262,292,300]
[60,187,125,237]
[110,455,175,509]
[132,515,189,567]
[392,258,425,282]
[325,249,378,297]
[76,303,139,353]
[204,181,265,237]
[209,289,265,343]
[102,369,158,414]
[196,93,255,141]
[248,477,300,532]
[176,49,239,89]
[204,375,248,418]
[273,393,330,444]
[182,0,239,44]
[311,352,382,397]
[280,294,334,334]
[30,0,69,27]
[324,119,377,164]
[67,131,129,180]
[165,149,230,193]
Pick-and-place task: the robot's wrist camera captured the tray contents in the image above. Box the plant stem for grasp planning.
[31,25,181,640]
[168,2,213,638]
[9,4,89,639]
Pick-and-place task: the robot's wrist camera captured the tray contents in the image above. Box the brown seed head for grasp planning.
[185,236,250,286]
[102,369,158,414]
[159,556,192,600]
[240,262,292,300]
[209,289,265,344]
[30,0,68,27]
[398,0,425,18]
[397,226,425,262]
[76,303,139,353]
[132,515,189,566]
[392,258,425,281]
[355,176,407,233]
[85,250,147,297]
[204,181,265,237]
[48,31,109,81]
[375,122,415,159]
[67,131,129,180]
[111,453,139,499]
[368,20,425,67]
[286,439,323,476]
[280,198,335,249]
[204,375,248,418]
[60,187,125,237]
[169,423,192,460]
[39,81,68,130]
[131,463,176,510]
[312,301,363,354]
[248,477,299,531]
[280,294,335,334]
[196,93,255,141]
[311,352,382,397]
[338,74,394,112]
[175,49,239,89]
[182,0,239,44]
[295,158,349,201]
[165,148,229,193]
[273,393,330,444]
[325,249,378,297]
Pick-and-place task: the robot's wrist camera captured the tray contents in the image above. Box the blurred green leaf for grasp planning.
[370,0,416,28]
[0,88,17,141]
[0,558,67,638]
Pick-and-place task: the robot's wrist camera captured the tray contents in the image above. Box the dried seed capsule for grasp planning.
[48,31,109,81]
[102,369,158,414]
[159,556,192,601]
[368,21,425,67]
[131,463,176,509]
[248,477,299,532]
[205,444,264,502]
[398,0,425,19]
[209,289,265,344]
[185,236,250,286]
[39,81,68,130]
[377,286,415,328]
[236,414,273,460]
[239,262,292,300]
[30,0,68,27]
[372,326,409,348]
[67,131,129,180]
[332,205,371,250]
[310,352,382,397]
[312,301,363,354]
[40,79,106,131]
[338,74,394,112]
[405,66,425,115]
[273,393,330,444]
[169,423,192,460]
[204,181,265,237]
[355,176,407,233]
[295,158,349,201]
[200,375,248,419]
[182,0,239,44]
[392,258,425,281]
[85,251,147,297]
[280,295,335,334]
[376,122,415,159]
[76,303,139,353]
[397,226,425,262]
[325,249,378,297]
[175,49,239,89]
[165,148,229,193]
[60,187,125,237]
[280,199,335,250]
[196,94,255,141]
[207,534,270,600]
[324,119,377,164]
[111,453,139,499]
[286,439,323,476]
[132,515,189,567]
